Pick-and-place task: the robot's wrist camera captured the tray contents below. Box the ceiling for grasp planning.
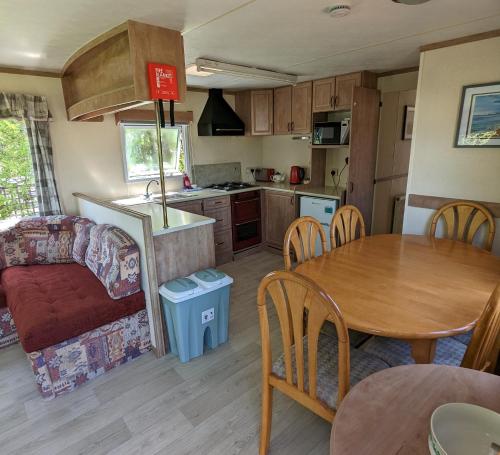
[0,0,499,89]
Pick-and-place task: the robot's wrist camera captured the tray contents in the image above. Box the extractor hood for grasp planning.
[198,89,245,136]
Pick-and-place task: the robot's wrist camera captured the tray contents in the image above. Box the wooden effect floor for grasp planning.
[0,251,331,455]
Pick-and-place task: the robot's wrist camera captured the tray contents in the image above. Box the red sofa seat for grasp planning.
[0,283,6,308]
[2,263,145,352]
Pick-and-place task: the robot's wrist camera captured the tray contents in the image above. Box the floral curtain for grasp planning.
[0,93,61,215]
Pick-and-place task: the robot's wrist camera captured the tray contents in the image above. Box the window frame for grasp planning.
[120,121,190,183]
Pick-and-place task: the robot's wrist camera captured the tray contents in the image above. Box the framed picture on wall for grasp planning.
[402,106,415,140]
[455,81,500,147]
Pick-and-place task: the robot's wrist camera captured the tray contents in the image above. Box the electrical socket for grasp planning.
[201,308,215,324]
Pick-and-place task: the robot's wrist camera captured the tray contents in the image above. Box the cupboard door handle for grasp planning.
[330,96,334,107]
[291,121,294,131]
[216,218,223,222]
[287,122,291,132]
[215,241,225,246]
[349,182,354,193]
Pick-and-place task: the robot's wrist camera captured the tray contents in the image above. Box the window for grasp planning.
[0,119,38,229]
[120,122,189,182]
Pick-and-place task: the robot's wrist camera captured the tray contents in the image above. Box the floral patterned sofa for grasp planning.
[0,216,151,399]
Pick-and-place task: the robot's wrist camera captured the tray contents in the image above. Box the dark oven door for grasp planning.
[231,191,262,251]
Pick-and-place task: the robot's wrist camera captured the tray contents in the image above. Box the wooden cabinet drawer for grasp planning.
[203,196,230,210]
[214,229,232,253]
[168,200,204,215]
[204,206,231,232]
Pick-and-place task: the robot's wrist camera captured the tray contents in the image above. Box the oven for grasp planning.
[231,190,261,251]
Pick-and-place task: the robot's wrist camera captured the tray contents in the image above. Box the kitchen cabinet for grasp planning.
[167,200,204,216]
[312,71,377,112]
[273,86,293,135]
[203,196,233,265]
[264,190,297,249]
[235,89,273,136]
[61,20,186,121]
[273,82,312,135]
[345,87,381,233]
[169,196,233,265]
[334,72,362,111]
[291,82,313,134]
[312,77,335,113]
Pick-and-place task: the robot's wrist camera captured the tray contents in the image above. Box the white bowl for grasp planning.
[429,403,500,455]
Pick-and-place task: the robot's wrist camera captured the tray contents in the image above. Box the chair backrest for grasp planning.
[257,271,350,417]
[283,216,327,271]
[429,201,495,251]
[461,284,500,373]
[329,205,365,249]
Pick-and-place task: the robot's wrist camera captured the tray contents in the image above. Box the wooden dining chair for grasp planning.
[461,283,500,373]
[257,271,390,455]
[429,201,495,251]
[329,205,366,249]
[283,216,327,271]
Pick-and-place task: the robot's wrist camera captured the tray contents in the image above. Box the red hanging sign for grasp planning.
[147,63,179,101]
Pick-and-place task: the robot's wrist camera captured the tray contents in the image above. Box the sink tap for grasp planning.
[144,179,160,199]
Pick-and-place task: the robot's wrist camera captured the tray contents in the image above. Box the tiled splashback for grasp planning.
[192,162,242,188]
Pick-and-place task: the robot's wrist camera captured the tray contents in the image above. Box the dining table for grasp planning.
[329,364,500,455]
[295,234,500,363]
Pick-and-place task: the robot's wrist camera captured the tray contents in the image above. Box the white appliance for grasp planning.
[299,196,339,254]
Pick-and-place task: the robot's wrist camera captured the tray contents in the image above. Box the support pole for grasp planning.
[154,100,169,228]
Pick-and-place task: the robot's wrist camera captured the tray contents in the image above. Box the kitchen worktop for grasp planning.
[125,203,215,236]
[111,183,344,207]
[108,183,343,236]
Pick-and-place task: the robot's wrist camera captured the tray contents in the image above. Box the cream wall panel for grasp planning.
[403,37,500,255]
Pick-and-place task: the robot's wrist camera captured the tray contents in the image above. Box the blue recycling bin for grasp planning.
[160,268,233,363]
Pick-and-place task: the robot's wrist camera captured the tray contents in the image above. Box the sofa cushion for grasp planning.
[2,263,146,352]
[72,218,95,265]
[85,224,141,299]
[0,283,6,308]
[0,216,95,270]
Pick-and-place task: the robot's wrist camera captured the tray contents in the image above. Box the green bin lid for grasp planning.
[193,268,226,283]
[164,277,198,293]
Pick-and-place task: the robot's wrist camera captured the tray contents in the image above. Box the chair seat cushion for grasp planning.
[321,321,372,347]
[272,333,390,410]
[2,263,146,352]
[452,331,473,346]
[359,336,467,367]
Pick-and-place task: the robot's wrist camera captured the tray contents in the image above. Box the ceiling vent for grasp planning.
[327,1,352,17]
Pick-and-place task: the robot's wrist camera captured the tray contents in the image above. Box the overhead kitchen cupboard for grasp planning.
[312,71,377,113]
[273,81,312,135]
[235,90,273,136]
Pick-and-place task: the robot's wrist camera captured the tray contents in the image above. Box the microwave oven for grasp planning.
[312,120,350,145]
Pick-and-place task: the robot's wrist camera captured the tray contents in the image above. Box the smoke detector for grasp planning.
[326,1,352,17]
[392,0,431,4]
